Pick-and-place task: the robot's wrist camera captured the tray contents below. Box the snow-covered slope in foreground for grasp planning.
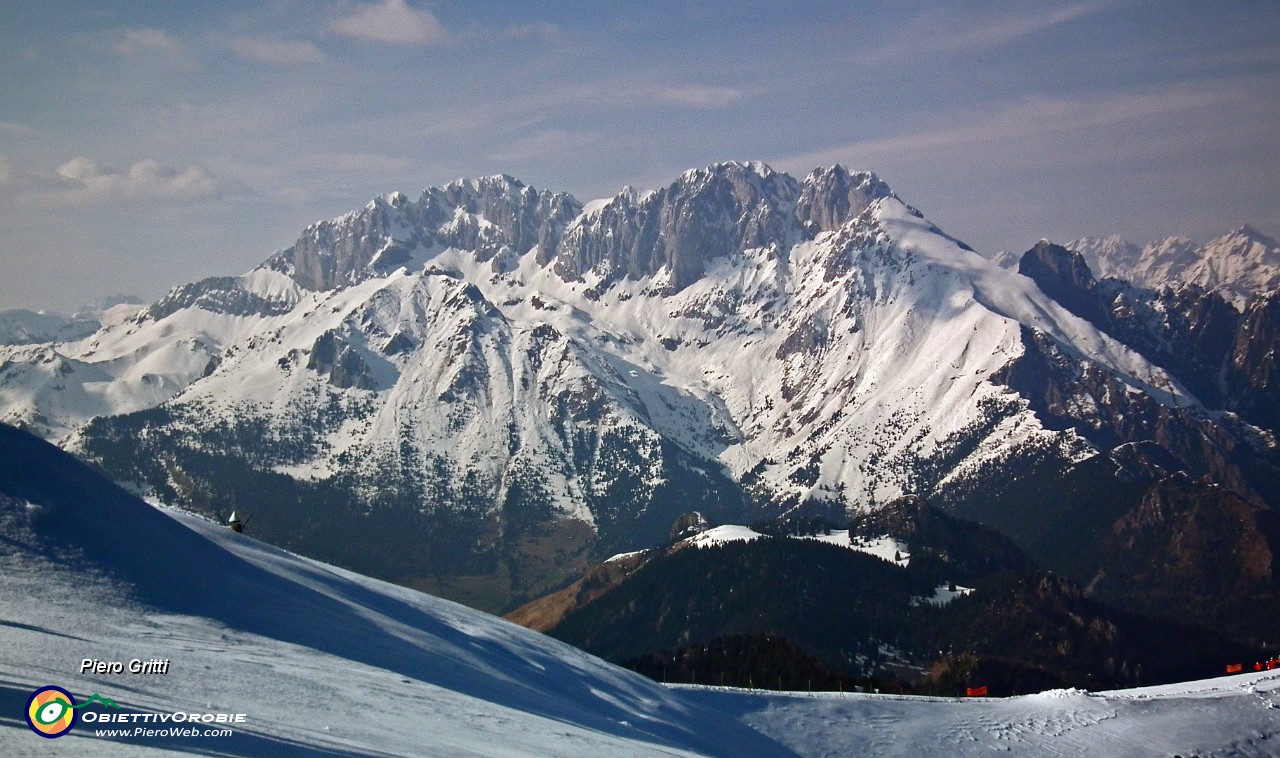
[680,676,1280,758]
[2,427,1278,757]
[0,426,781,757]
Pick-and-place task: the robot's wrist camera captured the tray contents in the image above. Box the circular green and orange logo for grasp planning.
[25,686,77,738]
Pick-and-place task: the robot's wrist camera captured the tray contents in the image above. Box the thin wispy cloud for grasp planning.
[457,20,565,43]
[776,85,1232,170]
[859,2,1107,62]
[228,37,325,66]
[377,77,755,148]
[330,0,448,46]
[503,22,563,42]
[113,27,181,56]
[529,79,757,114]
[485,129,601,164]
[943,2,1105,50]
[653,85,747,108]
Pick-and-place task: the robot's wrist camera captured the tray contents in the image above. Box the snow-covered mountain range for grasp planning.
[0,162,1275,611]
[0,297,142,346]
[1050,227,1280,309]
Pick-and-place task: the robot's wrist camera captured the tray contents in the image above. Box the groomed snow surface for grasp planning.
[2,490,1278,757]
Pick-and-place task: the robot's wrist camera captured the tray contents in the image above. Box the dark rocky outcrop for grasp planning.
[306,330,375,390]
[669,511,711,542]
[144,276,298,320]
[1017,239,1280,436]
[991,326,1278,506]
[1018,241,1109,326]
[1226,290,1280,433]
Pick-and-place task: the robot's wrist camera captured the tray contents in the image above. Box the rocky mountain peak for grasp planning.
[549,163,921,292]
[269,175,582,291]
[1018,240,1108,325]
[795,165,895,234]
[261,164,931,298]
[1066,235,1141,277]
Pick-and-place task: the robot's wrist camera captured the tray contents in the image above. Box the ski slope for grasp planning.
[1,427,1278,756]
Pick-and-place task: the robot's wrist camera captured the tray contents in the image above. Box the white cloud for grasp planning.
[48,157,220,202]
[228,37,325,66]
[114,27,181,56]
[330,0,448,46]
[56,156,221,199]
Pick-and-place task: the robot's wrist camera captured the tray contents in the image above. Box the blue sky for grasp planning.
[2,0,1278,311]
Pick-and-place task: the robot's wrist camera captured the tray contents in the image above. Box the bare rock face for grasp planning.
[1018,241,1109,326]
[306,330,374,390]
[266,163,918,299]
[551,162,800,291]
[1017,237,1280,437]
[794,165,894,235]
[1091,473,1279,643]
[549,163,912,294]
[271,194,420,292]
[991,325,1278,506]
[271,179,582,292]
[1227,290,1280,432]
[144,276,298,320]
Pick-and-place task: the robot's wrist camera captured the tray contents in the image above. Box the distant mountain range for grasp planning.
[989,226,1280,310]
[0,296,143,346]
[0,163,1275,630]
